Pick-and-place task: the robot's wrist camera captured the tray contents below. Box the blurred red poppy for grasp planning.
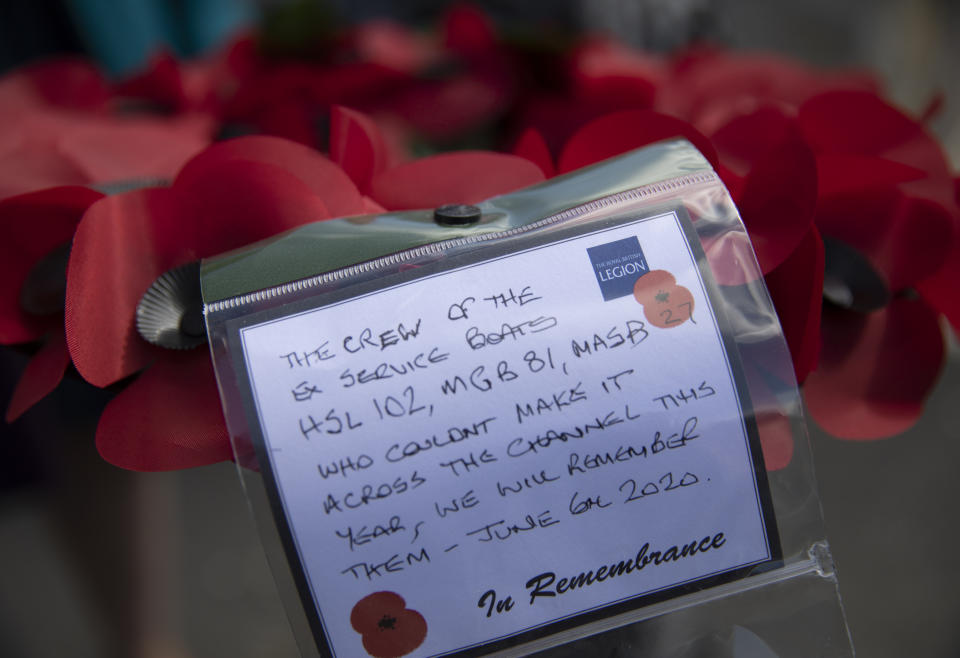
[796,91,959,439]
[0,57,112,115]
[65,136,354,470]
[0,186,103,420]
[0,55,212,201]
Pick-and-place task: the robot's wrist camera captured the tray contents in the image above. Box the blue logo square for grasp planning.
[587,236,650,301]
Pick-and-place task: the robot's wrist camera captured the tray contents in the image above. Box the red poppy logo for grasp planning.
[350,591,427,658]
[633,269,695,328]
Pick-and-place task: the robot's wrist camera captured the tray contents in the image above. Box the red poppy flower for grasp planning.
[0,186,104,420]
[0,57,215,419]
[64,136,361,470]
[350,591,427,658]
[795,91,959,439]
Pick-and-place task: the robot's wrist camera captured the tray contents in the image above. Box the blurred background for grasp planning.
[1,1,959,656]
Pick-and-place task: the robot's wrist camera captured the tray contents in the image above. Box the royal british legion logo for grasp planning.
[587,236,650,301]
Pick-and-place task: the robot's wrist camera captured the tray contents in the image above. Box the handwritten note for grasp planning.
[237,210,778,657]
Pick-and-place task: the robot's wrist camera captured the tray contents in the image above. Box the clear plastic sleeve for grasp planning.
[202,140,852,657]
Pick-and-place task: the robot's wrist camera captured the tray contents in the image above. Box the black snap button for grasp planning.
[434,204,482,226]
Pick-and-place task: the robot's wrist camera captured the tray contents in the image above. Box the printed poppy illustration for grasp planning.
[350,591,427,658]
[633,269,695,329]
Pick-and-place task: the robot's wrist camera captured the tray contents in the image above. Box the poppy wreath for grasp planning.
[0,5,957,473]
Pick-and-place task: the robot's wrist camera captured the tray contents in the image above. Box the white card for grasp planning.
[234,209,779,657]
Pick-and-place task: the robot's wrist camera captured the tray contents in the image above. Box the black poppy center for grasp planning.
[20,242,71,316]
[822,236,890,312]
[377,615,397,631]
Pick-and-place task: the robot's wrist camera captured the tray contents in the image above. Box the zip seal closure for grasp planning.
[205,170,719,315]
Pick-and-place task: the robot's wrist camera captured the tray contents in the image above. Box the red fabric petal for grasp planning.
[57,114,211,184]
[330,106,389,193]
[95,351,232,471]
[360,196,386,214]
[800,91,956,225]
[515,93,620,157]
[764,226,824,383]
[571,38,664,87]
[0,57,110,113]
[114,51,189,111]
[736,129,817,274]
[791,93,958,292]
[709,106,792,177]
[815,187,955,292]
[886,196,957,289]
[0,122,88,199]
[0,186,103,343]
[0,112,211,198]
[569,39,662,113]
[799,91,952,181]
[353,20,438,73]
[815,154,925,198]
[65,189,175,387]
[803,297,945,439]
[557,110,718,174]
[176,136,363,217]
[916,221,960,333]
[140,34,255,116]
[442,4,498,56]
[5,332,70,421]
[511,128,555,178]
[175,160,332,256]
[251,100,319,148]
[370,151,544,210]
[658,51,877,130]
[385,74,509,140]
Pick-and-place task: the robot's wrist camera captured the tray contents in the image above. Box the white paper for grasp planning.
[238,210,775,657]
